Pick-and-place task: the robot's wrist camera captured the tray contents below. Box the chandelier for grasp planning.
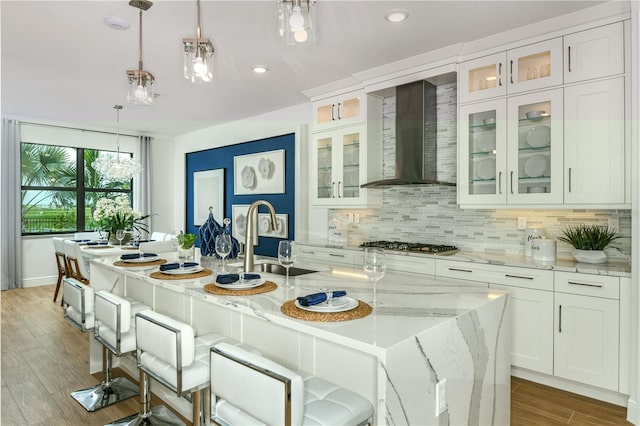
[183,0,214,83]
[277,0,316,45]
[126,0,154,105]
[92,105,142,182]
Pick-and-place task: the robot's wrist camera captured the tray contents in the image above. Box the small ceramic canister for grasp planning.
[532,239,556,262]
[524,226,545,257]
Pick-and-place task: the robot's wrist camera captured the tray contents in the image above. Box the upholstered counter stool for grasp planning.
[63,240,89,284]
[210,342,374,426]
[107,310,253,426]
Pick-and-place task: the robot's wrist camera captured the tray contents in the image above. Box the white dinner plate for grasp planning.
[474,132,495,152]
[160,265,204,275]
[295,296,358,313]
[526,125,550,148]
[214,277,265,290]
[523,154,548,177]
[476,158,496,180]
[122,256,158,263]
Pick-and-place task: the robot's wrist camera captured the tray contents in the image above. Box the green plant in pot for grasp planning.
[177,233,197,261]
[557,224,619,264]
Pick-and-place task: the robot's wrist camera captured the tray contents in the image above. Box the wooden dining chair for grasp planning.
[52,237,68,303]
[63,240,89,284]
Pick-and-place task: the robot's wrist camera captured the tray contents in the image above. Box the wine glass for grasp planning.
[363,247,385,307]
[278,241,297,289]
[115,229,125,246]
[215,234,232,272]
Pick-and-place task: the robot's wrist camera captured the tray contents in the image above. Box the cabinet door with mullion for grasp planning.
[506,38,563,94]
[458,100,507,205]
[506,89,563,204]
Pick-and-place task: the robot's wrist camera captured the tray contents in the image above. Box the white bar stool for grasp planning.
[210,342,374,426]
[107,310,242,426]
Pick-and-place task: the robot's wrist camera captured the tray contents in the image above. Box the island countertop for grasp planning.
[89,254,510,425]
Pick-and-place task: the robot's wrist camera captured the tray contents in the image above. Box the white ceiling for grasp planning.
[1,0,607,137]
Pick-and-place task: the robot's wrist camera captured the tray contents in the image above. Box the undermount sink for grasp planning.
[255,262,317,277]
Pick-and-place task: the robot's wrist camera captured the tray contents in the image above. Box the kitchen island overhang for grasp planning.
[88,257,510,425]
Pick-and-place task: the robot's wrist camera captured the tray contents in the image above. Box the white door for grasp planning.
[507,37,563,94]
[564,78,625,204]
[564,22,624,84]
[554,292,619,391]
[459,52,507,103]
[491,284,554,374]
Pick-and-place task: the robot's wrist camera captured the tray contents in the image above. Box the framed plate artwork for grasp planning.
[233,149,285,195]
[257,213,288,238]
[193,169,224,226]
[231,204,257,245]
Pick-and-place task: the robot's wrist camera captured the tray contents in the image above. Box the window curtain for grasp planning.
[135,135,153,236]
[1,119,23,290]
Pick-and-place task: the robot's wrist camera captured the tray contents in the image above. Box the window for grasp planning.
[21,143,133,235]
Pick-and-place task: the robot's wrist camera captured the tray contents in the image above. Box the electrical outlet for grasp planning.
[354,213,360,223]
[517,217,527,230]
[348,213,354,223]
[608,217,619,231]
[435,378,447,416]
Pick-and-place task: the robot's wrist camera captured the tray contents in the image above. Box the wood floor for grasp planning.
[1,284,633,425]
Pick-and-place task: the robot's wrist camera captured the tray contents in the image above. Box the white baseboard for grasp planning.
[512,367,630,407]
[22,276,57,288]
[627,398,637,425]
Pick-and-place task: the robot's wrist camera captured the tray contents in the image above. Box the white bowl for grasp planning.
[526,110,546,120]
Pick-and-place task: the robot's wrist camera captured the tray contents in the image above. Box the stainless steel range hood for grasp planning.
[362,80,455,188]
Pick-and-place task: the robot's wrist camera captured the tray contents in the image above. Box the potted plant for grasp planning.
[557,224,619,264]
[92,196,149,244]
[177,233,197,261]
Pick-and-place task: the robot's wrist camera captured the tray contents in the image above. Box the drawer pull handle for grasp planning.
[510,60,514,84]
[498,63,503,86]
[568,281,603,288]
[301,250,315,254]
[505,274,534,280]
[449,267,472,273]
[568,46,572,72]
[331,104,336,121]
[559,305,562,333]
[329,253,345,257]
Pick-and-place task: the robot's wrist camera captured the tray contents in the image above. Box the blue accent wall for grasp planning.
[185,133,295,257]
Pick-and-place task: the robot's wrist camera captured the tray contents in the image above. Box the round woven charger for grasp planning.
[121,246,139,250]
[113,259,168,267]
[280,299,372,322]
[203,281,277,296]
[85,245,114,249]
[150,269,213,280]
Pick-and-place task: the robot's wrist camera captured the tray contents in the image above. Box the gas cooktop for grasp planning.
[359,241,459,255]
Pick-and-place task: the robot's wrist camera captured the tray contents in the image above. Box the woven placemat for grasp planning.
[203,280,277,296]
[113,259,168,267]
[121,246,139,250]
[150,269,213,280]
[85,245,114,249]
[280,299,372,322]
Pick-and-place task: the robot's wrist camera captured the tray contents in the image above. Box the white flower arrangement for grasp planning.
[93,196,148,235]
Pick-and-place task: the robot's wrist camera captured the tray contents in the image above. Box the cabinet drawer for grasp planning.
[436,260,553,291]
[353,252,435,275]
[297,245,354,266]
[554,271,619,299]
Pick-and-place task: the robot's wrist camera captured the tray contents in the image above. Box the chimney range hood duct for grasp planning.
[361,80,455,188]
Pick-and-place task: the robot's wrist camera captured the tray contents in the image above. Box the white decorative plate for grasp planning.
[476,158,496,180]
[523,154,549,177]
[526,125,550,148]
[122,256,158,263]
[160,265,204,275]
[214,278,265,290]
[474,132,495,152]
[295,296,358,313]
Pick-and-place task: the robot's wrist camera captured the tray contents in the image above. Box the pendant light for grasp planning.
[183,0,214,83]
[277,0,316,45]
[126,0,154,105]
[92,105,143,182]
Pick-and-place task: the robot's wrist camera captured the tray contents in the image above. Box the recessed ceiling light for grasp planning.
[103,16,130,30]
[253,66,268,74]
[385,9,409,22]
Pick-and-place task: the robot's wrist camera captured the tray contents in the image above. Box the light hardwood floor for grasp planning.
[1,284,633,425]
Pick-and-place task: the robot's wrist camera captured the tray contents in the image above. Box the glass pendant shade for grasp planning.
[127,69,154,105]
[278,0,316,45]
[183,38,214,83]
[92,105,143,182]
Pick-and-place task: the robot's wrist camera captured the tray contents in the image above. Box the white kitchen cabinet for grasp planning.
[490,283,554,375]
[296,244,354,267]
[459,38,562,103]
[458,89,563,206]
[554,292,619,391]
[563,77,626,205]
[564,22,624,84]
[354,251,436,276]
[312,90,364,132]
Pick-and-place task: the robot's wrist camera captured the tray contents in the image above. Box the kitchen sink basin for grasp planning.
[255,262,317,277]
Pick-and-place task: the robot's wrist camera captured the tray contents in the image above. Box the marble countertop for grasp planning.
[90,255,507,352]
[296,240,632,277]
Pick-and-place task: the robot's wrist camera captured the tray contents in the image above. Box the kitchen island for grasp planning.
[88,255,510,425]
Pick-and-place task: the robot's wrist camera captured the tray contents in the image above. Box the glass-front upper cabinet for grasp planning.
[458,100,507,205]
[506,89,564,204]
[312,125,366,206]
[459,38,562,103]
[312,91,363,132]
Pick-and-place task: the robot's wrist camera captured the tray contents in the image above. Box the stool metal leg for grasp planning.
[106,371,185,426]
[70,350,138,412]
